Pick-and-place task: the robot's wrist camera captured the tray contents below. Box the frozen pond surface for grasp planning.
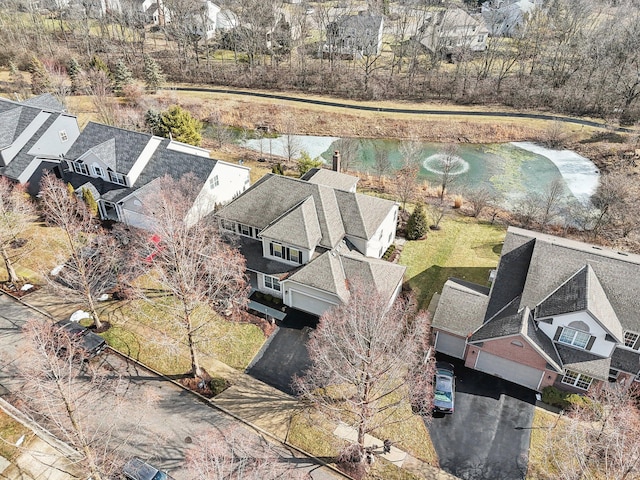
[241,135,600,206]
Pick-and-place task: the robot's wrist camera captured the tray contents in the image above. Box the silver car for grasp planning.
[122,457,174,480]
[433,361,455,414]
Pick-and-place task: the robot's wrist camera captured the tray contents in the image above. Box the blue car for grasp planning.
[433,362,455,414]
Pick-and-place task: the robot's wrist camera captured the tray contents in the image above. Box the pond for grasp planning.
[240,135,600,207]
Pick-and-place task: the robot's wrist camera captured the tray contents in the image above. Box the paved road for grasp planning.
[427,355,535,480]
[172,86,636,132]
[0,293,342,479]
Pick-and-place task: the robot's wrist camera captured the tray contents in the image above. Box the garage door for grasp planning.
[289,290,335,317]
[434,331,467,359]
[475,352,544,391]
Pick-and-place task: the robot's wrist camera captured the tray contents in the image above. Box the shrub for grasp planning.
[209,377,231,396]
[264,294,274,303]
[541,386,586,410]
[382,244,396,260]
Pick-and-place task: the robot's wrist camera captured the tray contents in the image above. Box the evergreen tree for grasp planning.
[29,56,51,95]
[144,109,162,136]
[89,55,111,77]
[406,203,428,240]
[158,105,202,146]
[67,58,82,94]
[272,163,284,175]
[297,151,323,176]
[113,60,133,96]
[82,187,98,217]
[143,55,164,93]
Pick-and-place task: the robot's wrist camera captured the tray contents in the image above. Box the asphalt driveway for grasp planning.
[428,355,536,480]
[246,324,313,395]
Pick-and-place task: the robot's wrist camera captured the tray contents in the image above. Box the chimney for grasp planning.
[332,150,341,172]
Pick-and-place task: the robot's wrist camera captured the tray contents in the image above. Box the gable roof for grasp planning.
[555,343,610,380]
[498,227,640,334]
[0,107,22,147]
[301,167,359,192]
[335,190,396,240]
[432,278,489,336]
[22,93,65,112]
[260,196,322,250]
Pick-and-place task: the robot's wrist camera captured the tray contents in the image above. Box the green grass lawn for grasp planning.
[400,213,506,310]
[0,410,32,461]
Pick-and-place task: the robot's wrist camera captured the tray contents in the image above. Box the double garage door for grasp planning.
[475,351,544,391]
[289,290,335,317]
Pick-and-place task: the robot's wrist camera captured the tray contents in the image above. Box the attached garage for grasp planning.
[475,351,544,391]
[434,331,467,359]
[288,289,336,317]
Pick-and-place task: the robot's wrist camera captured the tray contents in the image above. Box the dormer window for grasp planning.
[93,166,104,177]
[558,327,592,350]
[108,171,127,186]
[624,331,639,349]
[59,130,68,142]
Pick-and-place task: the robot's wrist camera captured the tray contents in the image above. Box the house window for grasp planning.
[240,224,252,237]
[59,130,68,142]
[93,166,104,177]
[562,370,593,390]
[108,171,127,186]
[264,275,281,292]
[272,243,284,258]
[624,331,639,349]
[72,162,89,175]
[635,372,640,383]
[221,219,236,232]
[210,175,219,189]
[478,34,485,42]
[558,327,592,349]
[289,248,302,264]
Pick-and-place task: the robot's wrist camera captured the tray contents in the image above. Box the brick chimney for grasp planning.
[332,150,341,172]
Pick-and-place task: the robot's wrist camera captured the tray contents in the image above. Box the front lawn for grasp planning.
[400,214,506,310]
[0,409,32,461]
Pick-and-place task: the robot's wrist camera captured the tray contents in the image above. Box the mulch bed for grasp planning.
[0,282,40,298]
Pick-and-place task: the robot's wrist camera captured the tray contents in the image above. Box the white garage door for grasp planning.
[434,332,467,359]
[289,290,334,317]
[475,352,544,391]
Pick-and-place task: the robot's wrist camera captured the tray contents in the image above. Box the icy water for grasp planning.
[240,136,599,206]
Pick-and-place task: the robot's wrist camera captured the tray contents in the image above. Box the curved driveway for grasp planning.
[173,86,635,132]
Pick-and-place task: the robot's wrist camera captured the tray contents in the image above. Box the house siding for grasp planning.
[364,205,397,258]
[28,115,80,159]
[537,311,617,358]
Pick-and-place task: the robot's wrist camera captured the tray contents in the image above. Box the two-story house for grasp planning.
[416,7,489,56]
[0,94,80,195]
[59,122,250,229]
[482,0,540,37]
[323,11,385,59]
[215,167,405,318]
[432,227,640,393]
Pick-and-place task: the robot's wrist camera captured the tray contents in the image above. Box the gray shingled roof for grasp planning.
[260,196,322,250]
[287,250,349,300]
[23,93,65,112]
[555,343,611,380]
[432,278,489,336]
[64,122,153,175]
[0,107,21,148]
[502,227,640,336]
[469,310,521,342]
[524,316,563,371]
[611,347,640,375]
[335,190,396,240]
[340,253,406,303]
[301,168,359,192]
[216,174,394,250]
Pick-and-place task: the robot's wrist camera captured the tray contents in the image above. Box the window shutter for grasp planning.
[269,243,273,256]
[586,336,596,351]
[554,327,562,341]
[634,337,640,351]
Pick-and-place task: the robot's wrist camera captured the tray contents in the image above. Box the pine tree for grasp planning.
[406,203,428,240]
[297,151,323,176]
[158,105,202,146]
[144,109,162,136]
[29,56,51,95]
[143,55,164,93]
[113,60,133,96]
[89,55,111,77]
[67,58,82,94]
[82,187,99,217]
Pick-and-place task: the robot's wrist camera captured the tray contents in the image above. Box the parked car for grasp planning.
[433,361,455,414]
[123,457,174,480]
[53,320,106,359]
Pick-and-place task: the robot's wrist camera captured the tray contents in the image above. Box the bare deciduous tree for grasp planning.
[533,384,640,480]
[0,178,37,285]
[333,138,359,172]
[464,185,497,218]
[294,281,434,465]
[434,144,463,201]
[427,200,448,230]
[39,174,132,330]
[185,425,310,479]
[138,174,249,378]
[539,178,566,227]
[16,318,128,479]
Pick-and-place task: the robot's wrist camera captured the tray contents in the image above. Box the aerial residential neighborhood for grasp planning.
[1,0,640,479]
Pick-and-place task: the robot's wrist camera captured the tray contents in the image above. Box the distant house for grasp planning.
[432,227,640,393]
[0,94,80,195]
[215,164,404,318]
[59,122,250,229]
[482,0,539,37]
[323,11,384,59]
[416,7,488,56]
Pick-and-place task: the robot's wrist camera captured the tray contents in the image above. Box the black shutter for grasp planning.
[634,336,640,351]
[269,243,273,256]
[586,336,596,351]
[554,327,562,341]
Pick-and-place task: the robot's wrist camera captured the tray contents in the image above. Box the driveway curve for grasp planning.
[173,86,635,133]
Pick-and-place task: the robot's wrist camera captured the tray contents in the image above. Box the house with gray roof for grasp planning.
[0,94,80,194]
[432,226,640,392]
[415,7,488,56]
[215,171,404,318]
[60,122,250,229]
[323,11,384,59]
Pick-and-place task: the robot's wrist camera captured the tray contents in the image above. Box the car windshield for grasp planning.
[152,472,168,480]
[434,374,453,402]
